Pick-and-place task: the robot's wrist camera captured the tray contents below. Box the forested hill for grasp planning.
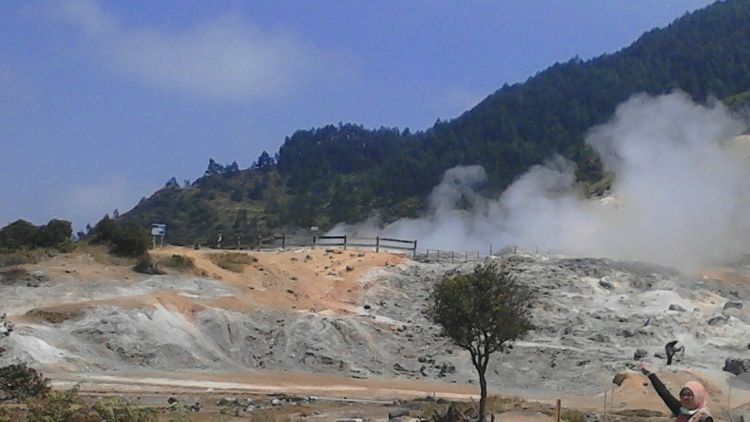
[123,0,750,246]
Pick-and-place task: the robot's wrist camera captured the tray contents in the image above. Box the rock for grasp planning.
[619,329,635,337]
[668,304,687,312]
[723,358,750,375]
[708,315,729,326]
[634,349,648,360]
[271,398,282,406]
[598,280,614,290]
[612,372,627,386]
[588,333,609,343]
[388,408,410,419]
[30,271,48,282]
[346,265,354,271]
[724,301,743,310]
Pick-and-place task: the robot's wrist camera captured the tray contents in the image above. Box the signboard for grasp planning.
[151,223,167,236]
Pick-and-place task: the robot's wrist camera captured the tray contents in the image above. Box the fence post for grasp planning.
[344,235,347,250]
[282,234,286,249]
[555,399,561,422]
[376,236,380,253]
[489,243,493,255]
[313,235,317,249]
[413,240,417,259]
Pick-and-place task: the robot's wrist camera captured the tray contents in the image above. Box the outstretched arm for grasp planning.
[640,364,681,416]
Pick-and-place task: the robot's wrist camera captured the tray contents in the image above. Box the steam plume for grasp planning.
[332,92,750,268]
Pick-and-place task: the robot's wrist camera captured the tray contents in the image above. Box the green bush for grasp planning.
[210,252,257,272]
[26,386,85,422]
[158,254,195,271]
[110,225,151,257]
[133,253,163,275]
[0,220,37,250]
[0,363,50,403]
[93,397,157,422]
[0,218,73,253]
[36,219,73,248]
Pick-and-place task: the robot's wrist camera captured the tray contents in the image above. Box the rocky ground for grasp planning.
[2,246,750,420]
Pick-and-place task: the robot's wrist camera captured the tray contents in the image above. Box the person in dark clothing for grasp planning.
[665,340,685,365]
[639,363,713,422]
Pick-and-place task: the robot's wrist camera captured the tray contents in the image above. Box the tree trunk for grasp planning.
[479,368,488,422]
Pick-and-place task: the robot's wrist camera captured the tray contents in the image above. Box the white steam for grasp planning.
[331,92,750,268]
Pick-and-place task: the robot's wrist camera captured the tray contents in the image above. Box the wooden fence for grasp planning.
[254,234,418,258]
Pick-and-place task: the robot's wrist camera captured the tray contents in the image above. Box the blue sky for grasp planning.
[0,0,715,231]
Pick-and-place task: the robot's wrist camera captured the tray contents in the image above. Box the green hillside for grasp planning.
[123,0,750,245]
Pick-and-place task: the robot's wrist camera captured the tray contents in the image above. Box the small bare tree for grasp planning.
[431,261,533,422]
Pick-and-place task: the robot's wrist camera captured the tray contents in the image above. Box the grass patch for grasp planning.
[561,409,586,422]
[156,254,196,272]
[415,395,527,420]
[26,307,85,324]
[613,408,665,417]
[0,267,30,285]
[76,243,136,266]
[210,252,258,273]
[0,250,44,267]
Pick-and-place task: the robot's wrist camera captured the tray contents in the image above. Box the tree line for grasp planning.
[123,0,750,245]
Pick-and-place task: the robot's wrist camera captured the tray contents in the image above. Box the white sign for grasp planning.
[151,223,167,236]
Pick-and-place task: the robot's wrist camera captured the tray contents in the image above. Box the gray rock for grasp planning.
[724,301,743,310]
[708,315,729,326]
[598,280,614,290]
[388,408,410,419]
[724,358,750,375]
[668,304,687,312]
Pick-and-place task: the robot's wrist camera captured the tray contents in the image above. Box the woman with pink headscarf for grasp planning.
[640,364,713,422]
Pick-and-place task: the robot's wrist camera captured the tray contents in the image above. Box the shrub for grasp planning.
[133,253,162,275]
[0,219,73,252]
[26,386,85,422]
[210,253,257,273]
[93,397,157,422]
[0,250,39,267]
[157,254,195,271]
[111,225,151,257]
[0,363,50,403]
[0,220,37,250]
[36,219,73,248]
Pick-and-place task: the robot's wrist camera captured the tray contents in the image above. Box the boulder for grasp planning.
[723,358,750,375]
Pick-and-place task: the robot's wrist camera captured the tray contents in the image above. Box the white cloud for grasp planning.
[57,0,334,101]
[334,92,750,269]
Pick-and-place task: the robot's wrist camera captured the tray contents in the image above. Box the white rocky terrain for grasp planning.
[2,246,750,420]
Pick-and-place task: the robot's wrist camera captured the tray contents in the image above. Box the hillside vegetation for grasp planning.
[123,0,750,245]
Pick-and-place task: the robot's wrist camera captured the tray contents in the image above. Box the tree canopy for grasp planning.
[432,262,533,421]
